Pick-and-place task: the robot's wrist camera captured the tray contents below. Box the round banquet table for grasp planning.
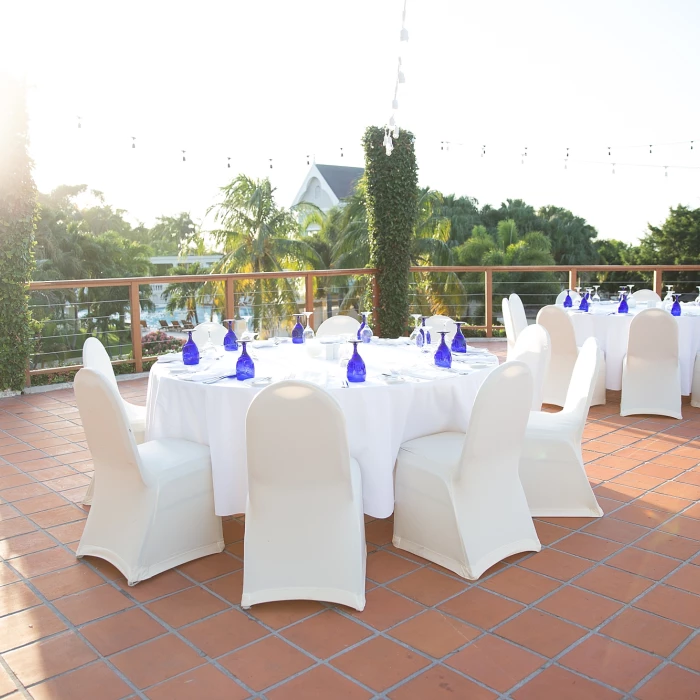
[564,302,700,394]
[145,340,498,518]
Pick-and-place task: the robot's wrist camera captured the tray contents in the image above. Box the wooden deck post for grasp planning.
[129,281,143,373]
[485,269,493,337]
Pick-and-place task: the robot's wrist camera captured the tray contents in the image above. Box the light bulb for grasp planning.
[400,28,409,41]
[392,99,398,110]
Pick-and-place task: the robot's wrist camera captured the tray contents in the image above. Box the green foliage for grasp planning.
[636,205,700,265]
[162,263,208,323]
[141,331,185,357]
[0,77,38,391]
[363,126,418,337]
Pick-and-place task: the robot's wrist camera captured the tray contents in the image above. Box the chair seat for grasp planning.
[525,411,580,442]
[139,439,212,483]
[399,431,465,478]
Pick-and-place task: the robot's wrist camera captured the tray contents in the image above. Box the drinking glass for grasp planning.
[578,291,589,312]
[618,291,629,314]
[592,285,601,302]
[241,313,253,336]
[664,284,675,302]
[627,284,635,297]
[696,286,700,304]
[563,290,573,308]
[409,314,422,343]
[236,340,255,380]
[302,310,315,342]
[223,319,238,352]
[182,331,199,366]
[421,317,431,346]
[671,294,682,317]
[292,314,305,344]
[346,340,366,383]
[357,312,372,341]
[451,321,467,353]
[434,331,452,368]
[574,286,582,298]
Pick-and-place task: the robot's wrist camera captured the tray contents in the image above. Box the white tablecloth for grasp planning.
[146,341,497,518]
[565,303,700,394]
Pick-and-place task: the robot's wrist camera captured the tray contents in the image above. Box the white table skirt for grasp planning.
[565,304,700,394]
[146,342,496,518]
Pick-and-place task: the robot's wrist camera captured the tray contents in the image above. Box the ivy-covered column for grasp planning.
[362,126,418,338]
[0,77,37,391]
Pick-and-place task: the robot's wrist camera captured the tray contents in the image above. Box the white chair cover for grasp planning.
[555,290,581,305]
[192,322,227,347]
[503,294,528,361]
[316,315,361,338]
[242,381,366,610]
[82,337,147,506]
[74,369,223,585]
[621,308,682,419]
[632,289,662,305]
[569,313,607,406]
[536,305,579,407]
[392,362,540,580]
[426,315,456,342]
[519,338,604,517]
[509,324,551,410]
[691,353,700,408]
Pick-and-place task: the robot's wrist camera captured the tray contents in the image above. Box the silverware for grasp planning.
[342,379,349,388]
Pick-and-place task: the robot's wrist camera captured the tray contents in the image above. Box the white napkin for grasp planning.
[157,353,182,363]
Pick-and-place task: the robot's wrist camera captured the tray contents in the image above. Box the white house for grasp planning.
[291,163,364,213]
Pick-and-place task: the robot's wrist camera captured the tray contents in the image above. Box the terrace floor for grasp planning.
[1,341,700,699]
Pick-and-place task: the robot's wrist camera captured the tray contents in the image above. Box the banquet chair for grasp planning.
[555,289,581,305]
[192,321,227,347]
[392,362,540,580]
[632,289,662,305]
[82,337,147,506]
[74,368,224,585]
[621,308,682,419]
[509,324,551,410]
[503,293,528,361]
[426,315,456,341]
[569,312,607,406]
[316,315,361,338]
[519,338,604,517]
[242,380,366,610]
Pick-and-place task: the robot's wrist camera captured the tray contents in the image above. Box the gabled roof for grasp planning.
[314,164,364,200]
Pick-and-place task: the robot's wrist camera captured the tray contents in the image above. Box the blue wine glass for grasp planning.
[451,321,467,353]
[236,340,255,380]
[182,331,199,366]
[357,312,371,340]
[563,290,573,308]
[346,340,366,383]
[434,331,452,368]
[579,292,589,312]
[671,294,682,317]
[618,291,629,314]
[421,317,431,345]
[223,319,238,352]
[292,314,305,344]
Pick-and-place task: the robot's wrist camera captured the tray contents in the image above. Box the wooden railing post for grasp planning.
[224,277,235,321]
[485,269,493,337]
[129,281,143,373]
[569,268,578,291]
[653,269,663,298]
[305,273,315,329]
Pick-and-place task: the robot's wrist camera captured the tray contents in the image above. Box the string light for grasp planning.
[306,154,310,165]
[397,57,405,84]
[650,144,653,154]
[608,146,611,156]
[665,166,668,177]
[481,145,486,157]
[131,137,136,149]
[612,163,616,175]
[269,158,273,169]
[227,157,231,169]
[340,147,344,158]
[181,150,186,162]
[77,116,81,129]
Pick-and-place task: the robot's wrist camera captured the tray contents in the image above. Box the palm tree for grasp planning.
[162,263,208,324]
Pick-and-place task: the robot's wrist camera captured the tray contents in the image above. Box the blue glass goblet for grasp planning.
[346,340,366,383]
[579,292,589,312]
[671,294,682,317]
[618,292,629,314]
[292,314,305,344]
[357,312,372,341]
[223,319,238,352]
[182,331,199,366]
[563,290,573,308]
[434,331,452,368]
[236,341,255,380]
[451,321,467,353]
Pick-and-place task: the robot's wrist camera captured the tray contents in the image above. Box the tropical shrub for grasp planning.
[141,331,185,357]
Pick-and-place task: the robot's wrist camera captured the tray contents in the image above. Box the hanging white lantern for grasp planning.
[400,28,409,41]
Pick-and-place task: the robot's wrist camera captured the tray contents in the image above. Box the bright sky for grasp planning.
[2,0,699,244]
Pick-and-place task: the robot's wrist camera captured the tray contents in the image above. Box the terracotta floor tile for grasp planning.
[674,634,700,673]
[665,564,700,595]
[607,547,681,581]
[611,472,666,491]
[594,483,644,503]
[146,586,228,628]
[389,609,478,658]
[0,530,56,559]
[364,517,394,545]
[535,516,598,530]
[204,570,243,604]
[519,548,593,581]
[12,493,66,514]
[634,663,700,700]
[482,566,560,604]
[248,599,325,630]
[0,562,18,585]
[0,515,36,540]
[553,532,623,561]
[29,504,86,529]
[46,519,85,544]
[533,520,573,545]
[634,584,700,627]
[612,505,674,529]
[636,532,700,560]
[438,587,523,630]
[496,608,586,657]
[331,636,429,692]
[561,634,660,692]
[655,481,700,500]
[219,636,313,692]
[661,516,700,541]
[31,563,103,600]
[576,565,654,603]
[512,665,622,700]
[388,665,496,700]
[583,517,649,544]
[221,519,244,544]
[4,631,96,686]
[29,661,132,700]
[281,609,372,659]
[116,569,192,602]
[0,605,66,652]
[602,607,692,656]
[387,567,467,606]
[267,665,372,700]
[11,546,76,578]
[350,587,424,631]
[366,550,420,583]
[182,609,268,658]
[0,581,40,616]
[0,666,17,697]
[32,466,80,482]
[111,635,205,690]
[54,583,134,625]
[81,608,167,656]
[447,633,544,693]
[633,462,685,480]
[536,585,623,628]
[145,665,249,700]
[176,552,241,582]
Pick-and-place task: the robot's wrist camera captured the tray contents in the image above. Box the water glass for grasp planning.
[223,319,238,352]
[346,340,366,383]
[292,314,305,344]
[434,331,452,368]
[451,321,467,353]
[236,341,255,380]
[182,331,199,366]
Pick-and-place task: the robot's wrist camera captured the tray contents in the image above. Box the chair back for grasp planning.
[555,289,581,305]
[510,324,551,410]
[82,337,118,387]
[509,294,528,336]
[192,322,227,347]
[74,368,144,491]
[246,381,354,504]
[563,337,602,424]
[537,305,578,357]
[458,362,533,483]
[627,307,679,364]
[316,315,361,338]
[426,315,455,339]
[632,289,662,304]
